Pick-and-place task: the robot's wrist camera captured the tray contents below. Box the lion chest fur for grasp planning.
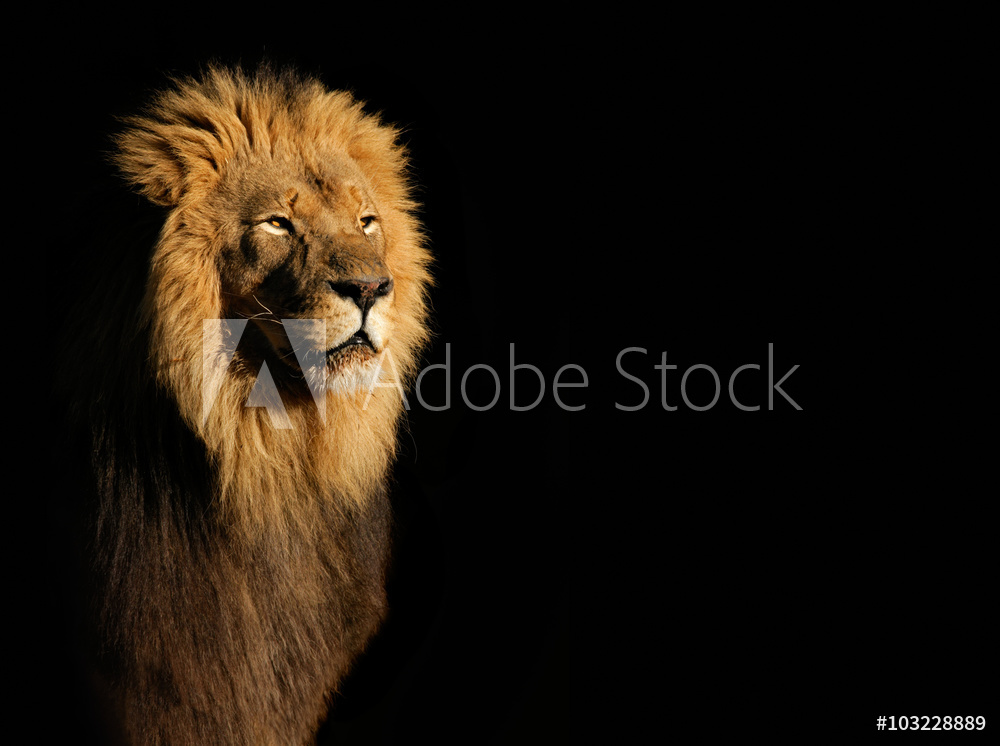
[92,410,392,743]
[59,66,431,744]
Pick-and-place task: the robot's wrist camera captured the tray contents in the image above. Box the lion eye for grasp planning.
[259,217,293,235]
[360,215,378,234]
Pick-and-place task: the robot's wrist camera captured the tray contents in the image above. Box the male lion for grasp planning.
[54,66,431,743]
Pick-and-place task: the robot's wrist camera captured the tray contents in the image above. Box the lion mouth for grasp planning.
[325,331,378,380]
[273,329,376,379]
[328,330,374,357]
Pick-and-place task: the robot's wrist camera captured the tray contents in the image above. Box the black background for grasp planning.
[29,11,992,743]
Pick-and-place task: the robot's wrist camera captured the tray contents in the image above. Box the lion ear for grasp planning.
[115,121,224,208]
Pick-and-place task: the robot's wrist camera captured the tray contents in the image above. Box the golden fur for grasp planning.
[57,65,432,743]
[119,65,431,533]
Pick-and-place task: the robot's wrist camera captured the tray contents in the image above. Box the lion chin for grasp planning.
[56,64,432,745]
[255,314,388,393]
[298,340,389,397]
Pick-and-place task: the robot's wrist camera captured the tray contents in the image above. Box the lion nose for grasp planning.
[328,276,393,313]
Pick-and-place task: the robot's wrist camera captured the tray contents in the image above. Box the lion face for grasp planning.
[216,154,398,394]
[115,67,430,430]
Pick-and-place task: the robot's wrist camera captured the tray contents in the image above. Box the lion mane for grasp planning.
[55,66,431,743]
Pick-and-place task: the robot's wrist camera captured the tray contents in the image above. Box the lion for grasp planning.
[54,65,431,744]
